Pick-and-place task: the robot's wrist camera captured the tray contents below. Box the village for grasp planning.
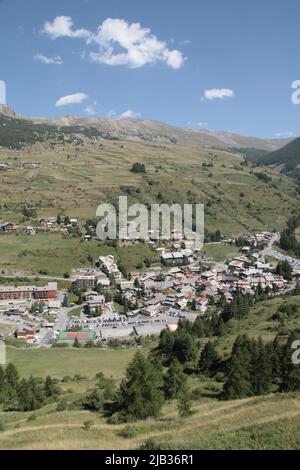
[1,228,299,349]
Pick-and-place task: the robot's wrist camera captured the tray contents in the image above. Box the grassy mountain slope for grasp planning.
[0,134,298,235]
[258,137,300,176]
[0,113,299,276]
[1,393,300,450]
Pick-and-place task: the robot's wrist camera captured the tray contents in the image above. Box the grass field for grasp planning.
[6,346,139,381]
[201,243,241,261]
[0,392,300,449]
[0,232,156,276]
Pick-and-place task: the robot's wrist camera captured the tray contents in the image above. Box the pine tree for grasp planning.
[177,383,193,417]
[173,330,197,364]
[117,352,164,420]
[73,338,81,348]
[5,363,19,402]
[0,365,6,402]
[222,335,253,400]
[164,359,186,400]
[44,376,59,398]
[159,329,175,355]
[199,341,219,376]
[17,378,31,411]
[251,337,272,395]
[270,336,282,382]
[5,363,19,389]
[62,294,70,308]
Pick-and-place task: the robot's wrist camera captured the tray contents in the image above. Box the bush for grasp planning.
[27,414,37,422]
[83,420,94,431]
[131,162,146,174]
[117,425,138,439]
[139,439,163,450]
[57,401,67,412]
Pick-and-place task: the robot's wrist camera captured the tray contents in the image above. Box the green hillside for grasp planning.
[1,294,300,450]
[0,114,109,150]
[258,137,300,176]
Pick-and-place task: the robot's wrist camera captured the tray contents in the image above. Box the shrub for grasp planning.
[117,425,138,439]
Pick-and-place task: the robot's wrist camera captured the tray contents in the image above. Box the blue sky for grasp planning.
[0,0,300,138]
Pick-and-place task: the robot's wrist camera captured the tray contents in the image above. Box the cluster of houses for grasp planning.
[0,230,295,346]
[23,217,81,236]
[70,235,289,321]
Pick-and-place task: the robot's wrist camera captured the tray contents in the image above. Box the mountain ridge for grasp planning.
[0,105,293,151]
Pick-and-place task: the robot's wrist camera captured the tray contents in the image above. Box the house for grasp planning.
[142,303,161,317]
[98,255,122,280]
[117,279,135,291]
[161,252,185,267]
[175,297,188,310]
[25,225,36,235]
[96,277,110,288]
[181,249,194,264]
[86,295,105,314]
[15,327,36,339]
[181,240,197,250]
[0,283,57,302]
[194,297,209,313]
[201,271,216,282]
[0,222,14,232]
[85,290,99,302]
[74,275,96,289]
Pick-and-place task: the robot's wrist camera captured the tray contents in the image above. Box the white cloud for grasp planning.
[43,16,91,40]
[56,92,88,107]
[34,53,63,65]
[179,39,192,46]
[274,131,294,138]
[85,101,98,115]
[106,109,116,117]
[120,109,141,119]
[197,121,208,128]
[42,16,185,69]
[203,88,235,101]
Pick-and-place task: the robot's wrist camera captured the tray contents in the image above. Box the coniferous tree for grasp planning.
[159,329,175,355]
[199,341,219,376]
[44,376,59,398]
[164,359,186,400]
[270,336,283,382]
[0,365,6,402]
[116,352,164,420]
[5,363,19,403]
[222,335,253,400]
[73,338,81,348]
[177,383,193,417]
[251,337,272,395]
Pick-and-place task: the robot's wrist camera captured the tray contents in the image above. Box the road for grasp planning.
[262,232,300,269]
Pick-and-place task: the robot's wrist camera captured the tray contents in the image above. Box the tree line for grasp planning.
[0,363,60,411]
